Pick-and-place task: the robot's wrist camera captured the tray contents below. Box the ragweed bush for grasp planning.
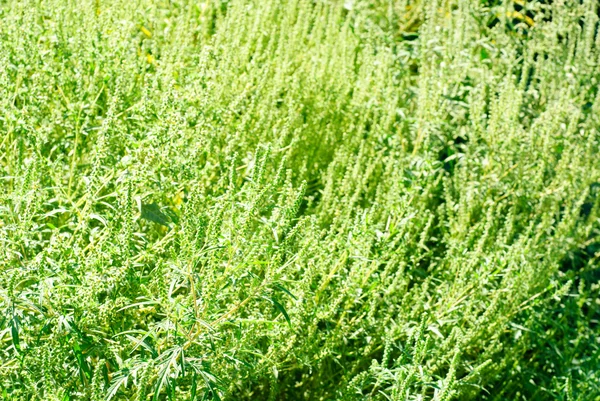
[0,0,599,400]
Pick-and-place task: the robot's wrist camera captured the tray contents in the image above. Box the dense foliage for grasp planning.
[1,0,599,399]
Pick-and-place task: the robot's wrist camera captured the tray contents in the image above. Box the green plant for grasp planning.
[0,0,599,400]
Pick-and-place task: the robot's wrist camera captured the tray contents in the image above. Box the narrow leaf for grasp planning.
[270,297,291,327]
[10,316,20,352]
[273,283,297,300]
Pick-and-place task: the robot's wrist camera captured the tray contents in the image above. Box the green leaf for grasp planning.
[141,202,173,227]
[191,374,197,400]
[272,283,297,300]
[264,296,291,327]
[480,47,489,60]
[10,316,20,352]
[106,369,129,401]
[153,347,182,401]
[199,370,222,401]
[73,338,92,384]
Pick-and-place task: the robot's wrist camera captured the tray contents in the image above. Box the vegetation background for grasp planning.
[0,0,599,399]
